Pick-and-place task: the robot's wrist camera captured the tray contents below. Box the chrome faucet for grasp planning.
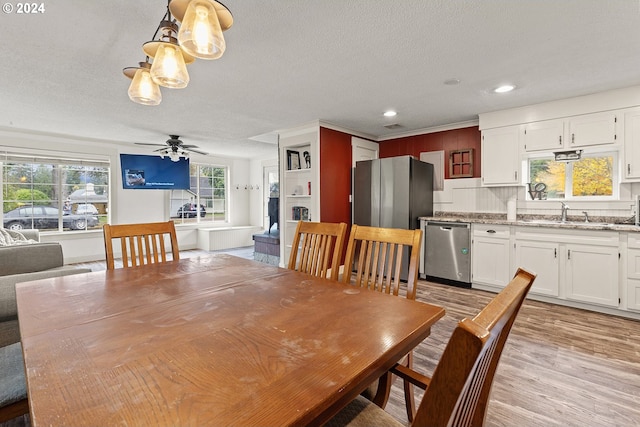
[582,211,590,223]
[560,202,570,222]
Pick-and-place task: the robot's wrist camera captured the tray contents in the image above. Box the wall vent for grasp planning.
[383,123,402,129]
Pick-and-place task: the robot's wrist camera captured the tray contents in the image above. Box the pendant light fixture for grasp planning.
[123,0,233,105]
[170,0,233,60]
[123,61,162,106]
[143,19,194,89]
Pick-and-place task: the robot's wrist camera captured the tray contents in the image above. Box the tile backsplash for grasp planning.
[435,178,639,221]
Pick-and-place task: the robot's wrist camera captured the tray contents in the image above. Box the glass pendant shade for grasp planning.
[150,43,190,88]
[178,0,226,60]
[127,68,162,106]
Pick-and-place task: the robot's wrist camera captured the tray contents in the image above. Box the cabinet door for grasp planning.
[565,244,619,307]
[626,248,640,311]
[522,119,564,152]
[472,236,511,287]
[623,109,640,180]
[568,111,617,148]
[627,279,640,311]
[481,126,520,186]
[515,240,560,296]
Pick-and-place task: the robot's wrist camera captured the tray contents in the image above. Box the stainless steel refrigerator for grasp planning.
[353,156,434,279]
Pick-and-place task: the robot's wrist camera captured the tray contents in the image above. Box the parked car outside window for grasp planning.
[3,205,99,231]
[75,203,99,215]
[176,203,206,218]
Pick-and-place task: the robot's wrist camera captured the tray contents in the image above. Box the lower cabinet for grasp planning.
[565,243,619,307]
[625,234,640,311]
[475,227,621,312]
[515,240,560,297]
[471,224,512,287]
[627,277,640,311]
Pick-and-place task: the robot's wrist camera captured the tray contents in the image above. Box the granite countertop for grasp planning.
[419,213,640,232]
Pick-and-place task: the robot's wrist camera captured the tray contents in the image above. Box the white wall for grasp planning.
[0,129,277,263]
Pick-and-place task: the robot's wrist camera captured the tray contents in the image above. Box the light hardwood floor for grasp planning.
[385,280,640,427]
[4,248,639,426]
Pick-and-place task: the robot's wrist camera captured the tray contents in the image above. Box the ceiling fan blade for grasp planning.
[181,144,200,149]
[188,148,208,155]
[135,142,167,147]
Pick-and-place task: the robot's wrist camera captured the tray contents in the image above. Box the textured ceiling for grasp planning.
[1,0,640,159]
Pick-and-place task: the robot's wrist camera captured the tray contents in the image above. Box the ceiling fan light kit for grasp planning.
[123,0,233,105]
[161,148,189,162]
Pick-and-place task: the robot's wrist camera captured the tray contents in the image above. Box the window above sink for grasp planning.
[527,150,618,201]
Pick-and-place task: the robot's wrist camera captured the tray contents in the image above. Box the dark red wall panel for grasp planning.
[319,127,352,225]
[379,126,481,179]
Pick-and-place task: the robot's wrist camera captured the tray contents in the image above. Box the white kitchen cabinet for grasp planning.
[623,108,640,180]
[625,233,640,311]
[472,224,512,287]
[523,111,618,153]
[514,239,560,297]
[522,119,564,152]
[625,248,640,311]
[565,241,619,308]
[481,126,520,186]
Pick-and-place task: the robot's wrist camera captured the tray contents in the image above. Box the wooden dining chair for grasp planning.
[340,224,423,414]
[325,268,536,427]
[287,221,348,281]
[103,221,180,270]
[341,224,422,299]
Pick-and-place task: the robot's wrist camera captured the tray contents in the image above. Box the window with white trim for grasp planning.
[1,154,110,232]
[527,151,617,200]
[170,163,228,224]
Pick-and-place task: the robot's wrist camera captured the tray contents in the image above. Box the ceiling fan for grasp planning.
[135,135,207,161]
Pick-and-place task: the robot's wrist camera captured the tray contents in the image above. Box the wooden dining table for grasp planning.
[16,254,445,426]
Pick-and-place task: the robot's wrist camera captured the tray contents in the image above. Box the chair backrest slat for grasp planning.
[412,268,536,427]
[287,221,347,281]
[342,225,422,300]
[103,221,179,270]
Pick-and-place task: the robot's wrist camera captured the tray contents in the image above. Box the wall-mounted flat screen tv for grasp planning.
[120,154,190,190]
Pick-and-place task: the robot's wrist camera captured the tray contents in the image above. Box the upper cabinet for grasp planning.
[522,111,618,153]
[623,108,640,180]
[481,126,520,186]
[522,119,564,152]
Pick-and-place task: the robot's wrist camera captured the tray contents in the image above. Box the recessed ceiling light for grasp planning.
[494,84,516,93]
[384,110,397,117]
[443,78,460,85]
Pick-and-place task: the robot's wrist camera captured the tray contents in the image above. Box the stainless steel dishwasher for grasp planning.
[423,221,471,287]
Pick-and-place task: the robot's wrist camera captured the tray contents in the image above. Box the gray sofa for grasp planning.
[0,229,91,347]
[0,229,91,420]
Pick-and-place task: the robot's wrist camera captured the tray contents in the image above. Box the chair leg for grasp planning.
[403,352,416,423]
[371,371,393,409]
